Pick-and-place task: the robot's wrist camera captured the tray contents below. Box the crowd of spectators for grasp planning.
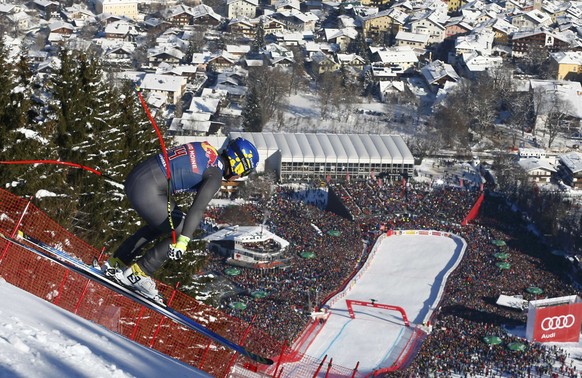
[201,178,579,377]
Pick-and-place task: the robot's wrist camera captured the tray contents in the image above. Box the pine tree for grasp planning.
[241,84,263,132]
[0,38,47,190]
[251,19,266,53]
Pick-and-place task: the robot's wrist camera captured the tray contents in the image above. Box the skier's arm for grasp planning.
[181,166,223,239]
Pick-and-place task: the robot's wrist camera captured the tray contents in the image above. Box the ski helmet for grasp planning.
[225,137,259,177]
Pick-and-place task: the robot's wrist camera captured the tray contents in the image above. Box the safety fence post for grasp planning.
[130,306,146,341]
[0,196,33,264]
[53,270,70,306]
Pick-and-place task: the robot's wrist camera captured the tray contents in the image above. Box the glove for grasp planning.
[168,235,190,260]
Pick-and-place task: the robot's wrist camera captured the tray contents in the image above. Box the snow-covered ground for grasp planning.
[0,277,211,378]
[279,232,464,376]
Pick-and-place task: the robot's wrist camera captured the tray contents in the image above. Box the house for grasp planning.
[227,18,255,37]
[505,0,537,14]
[227,0,259,20]
[445,0,468,12]
[263,43,295,66]
[94,0,139,20]
[324,28,358,52]
[395,30,430,50]
[147,46,185,67]
[165,4,222,27]
[421,59,460,92]
[48,21,74,35]
[272,10,318,32]
[61,5,96,27]
[489,17,518,46]
[378,80,406,102]
[454,29,495,56]
[541,1,571,24]
[32,0,59,19]
[104,21,134,41]
[359,8,407,39]
[336,53,366,70]
[368,65,399,82]
[511,9,552,30]
[529,79,582,135]
[273,0,301,13]
[191,51,215,71]
[101,41,135,66]
[310,51,340,75]
[408,11,447,45]
[370,45,419,73]
[557,151,582,189]
[207,51,239,72]
[2,9,32,32]
[511,29,572,58]
[140,73,187,105]
[549,51,582,81]
[47,21,75,44]
[261,16,287,35]
[517,158,557,184]
[457,51,503,78]
[193,4,222,26]
[444,16,473,40]
[360,0,391,7]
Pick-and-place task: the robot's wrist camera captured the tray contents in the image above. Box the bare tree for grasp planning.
[316,71,342,120]
[246,66,291,129]
[432,88,472,150]
[544,95,571,148]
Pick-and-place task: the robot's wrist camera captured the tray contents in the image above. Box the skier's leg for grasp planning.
[113,158,185,265]
[136,174,219,275]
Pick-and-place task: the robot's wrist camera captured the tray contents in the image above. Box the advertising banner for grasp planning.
[531,302,582,342]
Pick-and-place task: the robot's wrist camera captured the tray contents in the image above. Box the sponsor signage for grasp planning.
[532,303,582,342]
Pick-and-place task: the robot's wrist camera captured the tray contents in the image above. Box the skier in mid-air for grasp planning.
[102,137,259,302]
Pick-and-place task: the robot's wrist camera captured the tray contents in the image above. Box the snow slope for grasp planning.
[0,277,211,378]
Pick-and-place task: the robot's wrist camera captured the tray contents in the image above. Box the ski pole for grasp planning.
[134,83,177,244]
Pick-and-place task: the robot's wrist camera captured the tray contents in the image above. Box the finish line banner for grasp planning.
[527,299,582,342]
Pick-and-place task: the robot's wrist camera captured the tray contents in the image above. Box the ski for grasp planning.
[0,231,274,366]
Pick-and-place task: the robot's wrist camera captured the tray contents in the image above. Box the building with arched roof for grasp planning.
[230,132,414,182]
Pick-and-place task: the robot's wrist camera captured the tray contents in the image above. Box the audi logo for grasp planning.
[540,315,576,331]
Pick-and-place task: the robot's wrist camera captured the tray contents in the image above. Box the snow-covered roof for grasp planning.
[518,158,557,173]
[141,73,186,92]
[229,132,414,165]
[530,79,582,118]
[551,51,582,65]
[560,151,582,174]
[421,60,460,84]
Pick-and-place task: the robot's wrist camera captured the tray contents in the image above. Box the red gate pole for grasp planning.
[312,355,327,378]
[149,282,180,348]
[324,357,333,378]
[0,196,33,264]
[224,314,257,377]
[273,340,288,377]
[351,361,360,378]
